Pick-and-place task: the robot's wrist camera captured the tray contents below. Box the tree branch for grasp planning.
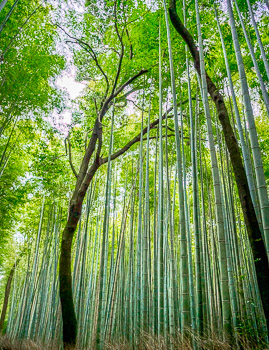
[100,108,173,164]
[78,132,102,198]
[65,137,78,178]
[111,1,125,97]
[100,97,195,164]
[169,1,200,71]
[99,69,148,120]
[57,24,109,99]
[73,118,100,193]
[118,87,141,101]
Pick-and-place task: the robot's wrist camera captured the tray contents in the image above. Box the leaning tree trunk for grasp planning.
[168,0,269,330]
[60,164,100,346]
[214,4,262,231]
[60,119,101,347]
[226,0,269,255]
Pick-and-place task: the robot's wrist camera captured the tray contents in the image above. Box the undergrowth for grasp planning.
[0,332,268,350]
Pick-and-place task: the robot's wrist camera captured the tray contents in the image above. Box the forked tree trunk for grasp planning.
[168,0,269,330]
[59,68,148,347]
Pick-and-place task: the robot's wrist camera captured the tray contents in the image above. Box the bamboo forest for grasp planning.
[1,0,269,349]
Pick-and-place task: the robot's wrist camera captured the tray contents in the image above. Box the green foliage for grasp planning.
[0,0,268,347]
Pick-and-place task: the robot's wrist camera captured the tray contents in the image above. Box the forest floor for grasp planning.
[1,334,269,350]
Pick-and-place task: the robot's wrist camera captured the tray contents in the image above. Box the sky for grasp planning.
[47,66,87,135]
[56,73,85,100]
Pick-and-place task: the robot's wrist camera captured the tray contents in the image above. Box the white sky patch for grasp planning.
[56,73,86,99]
[13,232,25,246]
[61,109,72,125]
[48,67,88,136]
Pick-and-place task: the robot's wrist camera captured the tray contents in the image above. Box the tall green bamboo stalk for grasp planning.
[163,0,191,333]
[195,0,232,339]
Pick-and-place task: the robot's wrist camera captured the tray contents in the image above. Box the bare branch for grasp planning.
[112,70,148,101]
[105,46,120,56]
[65,137,78,178]
[79,125,102,194]
[56,24,109,99]
[110,1,125,96]
[99,69,148,120]
[120,87,141,99]
[74,118,99,193]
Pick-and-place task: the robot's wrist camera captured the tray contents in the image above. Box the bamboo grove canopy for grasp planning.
[0,0,269,349]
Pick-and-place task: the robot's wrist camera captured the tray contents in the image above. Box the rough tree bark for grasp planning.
[168,0,269,330]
